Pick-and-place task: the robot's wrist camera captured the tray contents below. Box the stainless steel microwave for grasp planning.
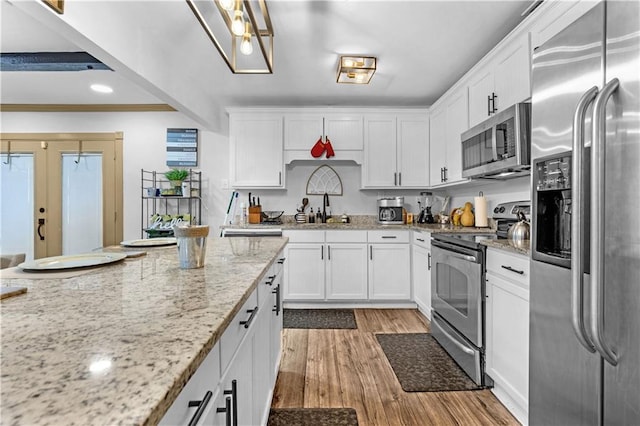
[461,102,531,179]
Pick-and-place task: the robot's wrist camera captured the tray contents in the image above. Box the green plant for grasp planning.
[164,169,189,181]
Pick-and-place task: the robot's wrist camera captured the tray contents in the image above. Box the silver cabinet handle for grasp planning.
[188,390,213,426]
[590,78,619,366]
[571,86,598,353]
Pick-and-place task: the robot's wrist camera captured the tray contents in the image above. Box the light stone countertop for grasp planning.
[224,215,496,234]
[0,236,288,426]
[481,239,531,256]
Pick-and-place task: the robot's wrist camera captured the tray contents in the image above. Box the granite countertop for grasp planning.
[0,236,288,426]
[223,215,496,234]
[481,239,531,256]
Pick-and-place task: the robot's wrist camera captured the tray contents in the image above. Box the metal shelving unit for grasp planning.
[141,169,202,238]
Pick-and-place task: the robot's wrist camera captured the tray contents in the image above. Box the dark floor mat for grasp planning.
[375,333,483,392]
[283,309,357,329]
[268,408,359,426]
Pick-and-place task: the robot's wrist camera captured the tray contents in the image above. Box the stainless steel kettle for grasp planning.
[508,211,530,242]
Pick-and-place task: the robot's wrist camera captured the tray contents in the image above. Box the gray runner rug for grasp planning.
[283,309,357,329]
[375,333,483,392]
[268,408,359,426]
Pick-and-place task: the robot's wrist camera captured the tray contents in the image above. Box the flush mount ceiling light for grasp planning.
[337,56,376,84]
[186,0,274,74]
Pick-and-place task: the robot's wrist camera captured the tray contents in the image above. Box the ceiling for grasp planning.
[0,0,531,109]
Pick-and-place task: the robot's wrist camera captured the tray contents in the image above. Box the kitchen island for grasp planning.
[0,236,288,425]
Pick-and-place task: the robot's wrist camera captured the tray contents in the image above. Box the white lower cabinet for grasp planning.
[283,230,411,303]
[283,231,325,300]
[161,255,285,426]
[367,230,411,300]
[326,230,368,300]
[411,231,431,318]
[485,247,529,425]
[159,343,221,426]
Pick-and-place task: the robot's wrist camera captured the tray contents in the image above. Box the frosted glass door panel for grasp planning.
[1,155,35,261]
[62,154,103,254]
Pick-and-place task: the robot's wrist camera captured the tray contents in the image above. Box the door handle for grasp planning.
[501,265,524,275]
[443,167,448,182]
[487,94,492,116]
[436,320,475,356]
[428,252,431,270]
[327,245,331,260]
[590,78,619,366]
[37,218,45,240]
[571,86,598,353]
[272,284,281,316]
[491,92,498,113]
[394,172,397,186]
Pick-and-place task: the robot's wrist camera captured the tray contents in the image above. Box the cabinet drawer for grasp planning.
[159,343,221,426]
[220,290,259,373]
[257,254,285,308]
[368,230,409,243]
[326,230,367,243]
[283,230,325,243]
[412,230,431,249]
[486,247,530,285]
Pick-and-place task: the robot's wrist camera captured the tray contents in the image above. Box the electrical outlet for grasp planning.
[221,179,229,189]
[416,196,421,204]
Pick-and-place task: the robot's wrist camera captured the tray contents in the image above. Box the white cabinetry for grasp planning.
[159,344,221,426]
[362,113,429,188]
[284,113,363,154]
[283,230,411,303]
[229,112,284,188]
[367,230,411,300]
[430,88,469,187]
[529,0,600,50]
[283,236,325,300]
[485,247,530,425]
[325,230,368,300]
[468,32,531,128]
[411,230,432,319]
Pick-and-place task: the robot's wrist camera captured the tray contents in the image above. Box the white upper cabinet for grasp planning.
[430,88,469,187]
[362,112,429,188]
[230,112,284,188]
[284,113,363,158]
[468,32,532,128]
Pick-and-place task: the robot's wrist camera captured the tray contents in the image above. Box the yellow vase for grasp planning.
[460,202,475,227]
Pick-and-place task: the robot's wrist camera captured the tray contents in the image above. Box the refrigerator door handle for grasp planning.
[590,77,620,366]
[571,86,599,353]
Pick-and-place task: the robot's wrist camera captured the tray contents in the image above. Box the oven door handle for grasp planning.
[435,319,475,356]
[432,241,480,263]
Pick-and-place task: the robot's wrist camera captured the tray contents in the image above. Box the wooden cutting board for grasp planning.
[1,286,27,300]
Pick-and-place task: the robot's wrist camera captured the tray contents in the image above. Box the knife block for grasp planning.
[248,206,262,224]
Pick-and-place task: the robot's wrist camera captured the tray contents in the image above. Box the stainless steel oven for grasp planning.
[430,233,494,386]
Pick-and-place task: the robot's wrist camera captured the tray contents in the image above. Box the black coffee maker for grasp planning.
[417,192,435,224]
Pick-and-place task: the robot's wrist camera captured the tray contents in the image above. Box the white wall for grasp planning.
[446,176,531,217]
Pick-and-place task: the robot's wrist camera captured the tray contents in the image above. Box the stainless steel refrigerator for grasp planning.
[529,1,639,424]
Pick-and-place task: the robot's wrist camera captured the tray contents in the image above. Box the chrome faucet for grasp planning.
[322,192,330,223]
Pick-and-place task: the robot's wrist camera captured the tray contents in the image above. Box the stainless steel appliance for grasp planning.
[431,232,496,387]
[461,103,531,179]
[377,197,404,224]
[417,192,435,224]
[492,200,530,239]
[530,2,639,424]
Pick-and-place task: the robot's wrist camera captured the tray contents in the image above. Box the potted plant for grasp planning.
[164,169,189,188]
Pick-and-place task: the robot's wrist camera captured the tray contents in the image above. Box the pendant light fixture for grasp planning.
[187,0,274,74]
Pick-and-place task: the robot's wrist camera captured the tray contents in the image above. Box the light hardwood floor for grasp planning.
[272,309,519,426]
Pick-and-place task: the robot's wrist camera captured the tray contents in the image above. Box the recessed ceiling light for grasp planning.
[90,84,113,94]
